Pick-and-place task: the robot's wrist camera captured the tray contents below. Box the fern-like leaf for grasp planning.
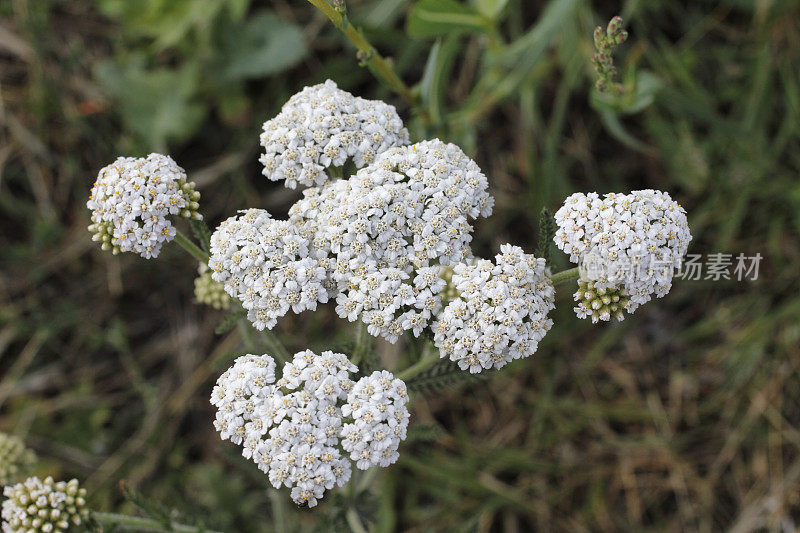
[406,423,446,443]
[536,207,556,263]
[406,359,489,393]
[190,219,213,254]
[215,309,247,335]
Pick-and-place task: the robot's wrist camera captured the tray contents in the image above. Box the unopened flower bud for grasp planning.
[0,433,37,486]
[2,477,88,532]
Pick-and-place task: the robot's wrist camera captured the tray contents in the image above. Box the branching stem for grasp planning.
[548,267,580,286]
[397,348,439,381]
[174,230,209,264]
[305,0,417,106]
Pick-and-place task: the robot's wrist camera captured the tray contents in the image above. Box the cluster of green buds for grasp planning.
[1,477,88,532]
[178,179,202,220]
[0,432,37,486]
[574,280,630,323]
[194,263,231,310]
[592,16,628,94]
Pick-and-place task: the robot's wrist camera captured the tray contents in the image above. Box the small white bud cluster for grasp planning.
[260,80,409,189]
[87,153,201,259]
[210,351,410,507]
[0,433,37,486]
[1,477,88,533]
[194,263,231,310]
[433,244,555,373]
[208,209,329,330]
[341,370,409,469]
[554,189,691,318]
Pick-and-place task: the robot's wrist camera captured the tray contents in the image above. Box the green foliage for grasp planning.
[121,482,180,528]
[190,219,213,254]
[405,423,446,443]
[209,11,308,82]
[406,0,492,39]
[94,57,204,152]
[92,4,308,151]
[536,208,555,263]
[418,36,460,125]
[215,309,248,335]
[406,359,489,393]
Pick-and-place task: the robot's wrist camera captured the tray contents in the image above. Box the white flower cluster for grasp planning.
[260,80,409,189]
[211,137,494,342]
[208,209,328,330]
[87,153,201,259]
[291,139,492,341]
[290,139,493,271]
[2,477,88,533]
[210,351,409,507]
[0,433,37,486]
[433,245,555,373]
[554,190,691,318]
[341,371,409,469]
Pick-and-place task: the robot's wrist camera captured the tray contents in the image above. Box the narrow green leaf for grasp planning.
[473,0,509,19]
[407,0,492,39]
[458,0,578,116]
[419,35,460,124]
[596,109,653,154]
[590,71,663,115]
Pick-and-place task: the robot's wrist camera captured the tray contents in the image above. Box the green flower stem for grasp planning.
[305,0,417,106]
[350,321,371,366]
[548,267,580,286]
[346,508,369,533]
[174,230,209,264]
[260,328,291,364]
[92,512,222,533]
[397,348,440,381]
[356,465,379,493]
[268,489,287,533]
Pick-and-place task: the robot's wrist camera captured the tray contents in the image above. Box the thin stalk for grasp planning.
[305,0,417,106]
[548,267,580,286]
[350,321,371,366]
[356,466,379,493]
[346,508,369,533]
[260,329,291,364]
[174,230,209,264]
[397,347,439,381]
[268,489,287,533]
[92,512,222,533]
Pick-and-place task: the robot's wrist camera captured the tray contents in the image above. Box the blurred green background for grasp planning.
[1,0,799,530]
